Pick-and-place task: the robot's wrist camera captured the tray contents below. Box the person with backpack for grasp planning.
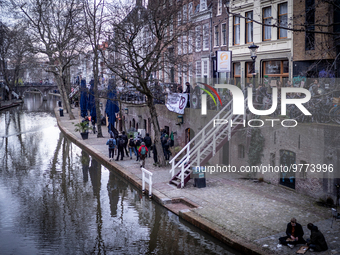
[106,135,116,161]
[134,134,141,161]
[162,134,170,160]
[143,133,152,158]
[115,133,125,161]
[128,134,137,159]
[138,142,148,168]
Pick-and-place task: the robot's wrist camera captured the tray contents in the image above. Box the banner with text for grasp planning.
[165,93,188,114]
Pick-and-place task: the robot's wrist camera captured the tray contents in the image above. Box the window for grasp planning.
[263,7,272,41]
[177,37,182,55]
[305,0,315,50]
[245,11,253,43]
[278,3,288,39]
[195,26,201,52]
[183,35,187,54]
[238,145,245,158]
[183,4,187,22]
[221,23,227,45]
[200,0,207,11]
[203,24,209,50]
[217,0,222,16]
[234,16,240,45]
[263,60,289,79]
[177,11,181,26]
[188,31,193,53]
[188,2,193,20]
[196,61,201,78]
[170,16,174,36]
[246,62,254,83]
[233,62,240,86]
[214,25,219,46]
[203,60,208,75]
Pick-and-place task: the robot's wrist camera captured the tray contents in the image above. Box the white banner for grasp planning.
[217,51,231,73]
[165,93,188,114]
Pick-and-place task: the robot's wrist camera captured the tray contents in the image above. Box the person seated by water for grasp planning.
[279,217,306,248]
[306,223,328,252]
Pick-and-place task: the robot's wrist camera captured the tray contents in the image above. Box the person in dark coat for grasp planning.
[306,223,328,252]
[143,133,152,158]
[121,131,129,156]
[279,217,305,248]
[115,133,124,161]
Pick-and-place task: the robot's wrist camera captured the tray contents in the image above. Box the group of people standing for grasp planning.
[279,217,328,252]
[106,131,151,168]
[106,129,174,168]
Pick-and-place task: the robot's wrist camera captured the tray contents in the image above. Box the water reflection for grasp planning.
[0,94,239,255]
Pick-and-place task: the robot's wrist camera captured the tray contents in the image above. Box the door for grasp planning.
[279,150,296,189]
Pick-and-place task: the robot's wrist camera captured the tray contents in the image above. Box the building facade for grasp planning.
[228,0,293,88]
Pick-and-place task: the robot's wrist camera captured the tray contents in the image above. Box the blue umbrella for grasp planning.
[80,79,88,118]
[105,79,119,134]
[88,80,96,123]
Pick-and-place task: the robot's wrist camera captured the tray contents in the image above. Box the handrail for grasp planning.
[172,106,234,170]
[170,99,233,165]
[170,97,248,180]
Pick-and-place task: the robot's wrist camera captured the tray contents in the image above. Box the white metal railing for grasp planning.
[169,99,233,176]
[141,167,153,198]
[169,98,248,187]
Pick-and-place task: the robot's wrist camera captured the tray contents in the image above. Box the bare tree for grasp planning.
[82,0,109,137]
[13,0,86,120]
[103,0,194,165]
[0,22,33,100]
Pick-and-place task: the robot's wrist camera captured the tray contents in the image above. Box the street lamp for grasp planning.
[248,43,259,85]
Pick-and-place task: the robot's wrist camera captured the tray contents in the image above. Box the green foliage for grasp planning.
[73,121,93,133]
[247,128,265,167]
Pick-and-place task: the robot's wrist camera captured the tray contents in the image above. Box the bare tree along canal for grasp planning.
[0,94,240,255]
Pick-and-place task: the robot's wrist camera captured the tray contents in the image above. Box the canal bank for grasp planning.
[55,107,339,255]
[0,99,23,111]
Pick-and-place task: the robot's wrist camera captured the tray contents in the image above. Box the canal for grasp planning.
[0,94,240,255]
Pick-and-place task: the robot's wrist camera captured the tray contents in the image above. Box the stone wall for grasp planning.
[229,120,340,201]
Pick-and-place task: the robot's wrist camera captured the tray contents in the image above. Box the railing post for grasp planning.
[181,164,184,188]
[213,133,216,156]
[142,171,145,192]
[149,177,153,197]
[141,167,153,198]
[228,116,231,140]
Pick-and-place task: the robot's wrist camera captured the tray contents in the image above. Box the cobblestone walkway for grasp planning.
[56,107,339,255]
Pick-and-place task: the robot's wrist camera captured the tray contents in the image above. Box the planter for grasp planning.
[80,132,89,140]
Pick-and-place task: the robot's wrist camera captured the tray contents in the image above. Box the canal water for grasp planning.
[0,94,240,255]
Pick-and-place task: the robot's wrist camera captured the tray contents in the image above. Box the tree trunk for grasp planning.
[55,75,75,120]
[93,52,103,138]
[147,94,166,166]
